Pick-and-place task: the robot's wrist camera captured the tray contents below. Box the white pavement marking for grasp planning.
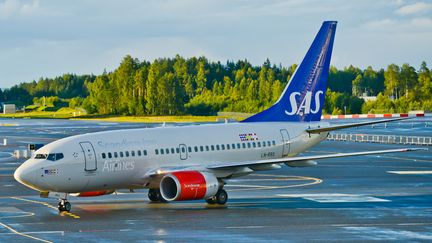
[343,227,432,240]
[277,193,390,203]
[227,175,322,191]
[0,222,53,243]
[387,171,432,175]
[224,226,268,229]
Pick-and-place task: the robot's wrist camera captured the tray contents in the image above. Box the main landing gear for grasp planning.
[148,188,167,203]
[58,199,71,212]
[206,189,228,205]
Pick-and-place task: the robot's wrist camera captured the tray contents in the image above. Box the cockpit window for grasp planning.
[46,153,64,161]
[35,154,47,159]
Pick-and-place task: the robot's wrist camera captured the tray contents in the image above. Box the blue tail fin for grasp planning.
[242,21,337,122]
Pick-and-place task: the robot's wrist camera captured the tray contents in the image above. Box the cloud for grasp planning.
[393,0,405,6]
[395,2,432,15]
[411,17,432,27]
[0,0,39,19]
[362,19,397,30]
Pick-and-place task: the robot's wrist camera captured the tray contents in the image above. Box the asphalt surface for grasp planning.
[0,118,431,242]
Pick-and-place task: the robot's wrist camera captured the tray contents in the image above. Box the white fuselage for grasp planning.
[15,122,328,193]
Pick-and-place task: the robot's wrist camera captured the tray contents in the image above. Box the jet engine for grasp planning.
[160,171,219,201]
[285,160,318,167]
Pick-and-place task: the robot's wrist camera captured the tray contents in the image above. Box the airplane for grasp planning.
[14,21,425,212]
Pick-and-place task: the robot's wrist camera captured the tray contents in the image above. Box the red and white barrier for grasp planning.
[321,113,425,120]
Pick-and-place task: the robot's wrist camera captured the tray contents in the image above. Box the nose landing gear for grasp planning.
[58,199,71,212]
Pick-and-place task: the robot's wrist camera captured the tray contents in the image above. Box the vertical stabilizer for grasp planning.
[242,21,337,122]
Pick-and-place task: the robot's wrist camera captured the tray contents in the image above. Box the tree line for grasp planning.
[0,55,431,115]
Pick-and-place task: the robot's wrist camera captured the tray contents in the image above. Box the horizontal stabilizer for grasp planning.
[306,117,410,133]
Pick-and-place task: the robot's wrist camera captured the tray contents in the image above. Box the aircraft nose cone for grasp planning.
[14,163,36,188]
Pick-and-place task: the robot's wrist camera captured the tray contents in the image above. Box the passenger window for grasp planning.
[242,143,246,149]
[144,150,147,156]
[120,151,124,157]
[171,148,175,154]
[263,141,266,147]
[272,141,276,146]
[161,149,165,155]
[155,149,159,155]
[114,152,118,158]
[247,143,251,148]
[257,142,261,147]
[165,148,169,154]
[194,146,198,152]
[200,146,204,152]
[252,142,256,148]
[267,141,271,146]
[211,145,215,151]
[226,144,230,150]
[216,145,220,150]
[237,143,241,149]
[125,151,130,157]
[108,152,112,158]
[188,147,192,153]
[131,151,135,157]
[232,143,236,149]
[221,144,225,150]
[176,148,180,153]
[205,145,209,151]
[137,150,142,156]
[102,153,106,159]
[181,147,186,153]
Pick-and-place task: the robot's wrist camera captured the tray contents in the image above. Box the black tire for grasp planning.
[216,189,228,205]
[205,197,217,204]
[58,204,65,212]
[64,201,71,212]
[58,201,71,212]
[148,189,160,202]
[148,189,167,203]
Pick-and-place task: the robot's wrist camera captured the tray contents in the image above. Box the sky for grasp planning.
[1,0,431,88]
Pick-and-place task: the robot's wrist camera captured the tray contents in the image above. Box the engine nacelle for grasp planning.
[285,160,318,167]
[76,190,115,197]
[160,171,219,201]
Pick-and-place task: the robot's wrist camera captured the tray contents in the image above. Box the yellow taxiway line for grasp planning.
[10,197,80,219]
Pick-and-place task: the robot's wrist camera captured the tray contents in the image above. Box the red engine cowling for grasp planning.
[160,171,219,201]
[77,190,114,197]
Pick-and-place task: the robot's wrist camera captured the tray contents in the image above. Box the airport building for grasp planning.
[3,104,16,114]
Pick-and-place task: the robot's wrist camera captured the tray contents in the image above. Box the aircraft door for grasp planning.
[79,142,97,171]
[179,144,188,160]
[280,129,290,157]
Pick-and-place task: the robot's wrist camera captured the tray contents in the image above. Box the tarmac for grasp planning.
[0,118,431,242]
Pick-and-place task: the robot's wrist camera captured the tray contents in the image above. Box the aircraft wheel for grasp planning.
[58,200,71,212]
[148,188,166,203]
[215,189,228,205]
[205,197,217,204]
[64,201,71,212]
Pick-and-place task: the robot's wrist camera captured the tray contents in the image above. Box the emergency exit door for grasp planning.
[80,142,97,171]
[280,129,290,157]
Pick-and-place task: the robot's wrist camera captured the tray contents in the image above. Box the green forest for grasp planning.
[1,55,431,116]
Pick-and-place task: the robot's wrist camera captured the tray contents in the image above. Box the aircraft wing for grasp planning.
[207,147,426,170]
[306,117,410,133]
